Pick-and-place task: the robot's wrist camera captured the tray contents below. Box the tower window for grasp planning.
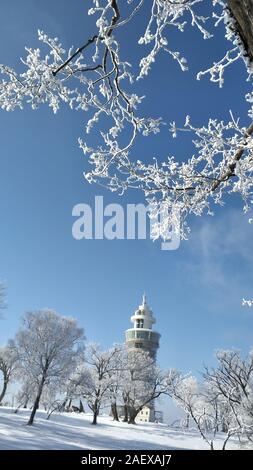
[136,319,144,328]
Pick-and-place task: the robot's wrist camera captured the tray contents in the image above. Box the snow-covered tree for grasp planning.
[69,343,121,424]
[169,373,234,449]
[0,342,18,404]
[14,378,37,412]
[40,384,59,413]
[203,349,253,445]
[104,344,124,421]
[1,1,253,242]
[47,358,91,419]
[14,309,85,425]
[168,350,253,449]
[120,349,167,424]
[84,343,122,424]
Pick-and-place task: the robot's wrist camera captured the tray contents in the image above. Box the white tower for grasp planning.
[125,294,160,359]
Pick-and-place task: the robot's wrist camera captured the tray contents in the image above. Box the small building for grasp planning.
[136,406,155,423]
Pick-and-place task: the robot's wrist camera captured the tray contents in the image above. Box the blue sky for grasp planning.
[0,0,253,377]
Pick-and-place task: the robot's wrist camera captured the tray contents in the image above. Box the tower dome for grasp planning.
[125,294,160,359]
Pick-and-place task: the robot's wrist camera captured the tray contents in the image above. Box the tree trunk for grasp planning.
[92,409,99,425]
[79,400,84,413]
[27,392,41,425]
[122,401,128,422]
[59,398,67,412]
[221,421,228,433]
[0,379,8,404]
[92,399,99,425]
[23,398,29,409]
[14,404,22,414]
[111,402,119,421]
[222,432,232,450]
[27,376,45,425]
[228,0,253,63]
[128,407,138,425]
[185,413,190,429]
[46,409,53,420]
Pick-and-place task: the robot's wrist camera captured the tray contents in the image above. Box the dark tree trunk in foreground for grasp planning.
[92,409,99,425]
[0,379,8,404]
[92,399,99,425]
[79,400,84,413]
[27,376,46,425]
[27,391,41,425]
[228,0,253,63]
[128,407,138,425]
[123,404,128,422]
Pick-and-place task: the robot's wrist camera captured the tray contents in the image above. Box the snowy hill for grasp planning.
[0,407,240,450]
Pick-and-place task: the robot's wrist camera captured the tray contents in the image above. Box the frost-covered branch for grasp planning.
[1,1,253,241]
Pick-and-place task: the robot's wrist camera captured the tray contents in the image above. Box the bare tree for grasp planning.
[14,309,85,425]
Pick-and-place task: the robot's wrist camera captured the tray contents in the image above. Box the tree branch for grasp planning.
[52,35,99,76]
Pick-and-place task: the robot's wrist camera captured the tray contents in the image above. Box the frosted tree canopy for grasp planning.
[0,0,253,240]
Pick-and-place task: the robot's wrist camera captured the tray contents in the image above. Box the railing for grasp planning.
[125,329,160,345]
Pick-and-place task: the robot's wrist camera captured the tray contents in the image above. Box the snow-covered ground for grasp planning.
[0,407,240,450]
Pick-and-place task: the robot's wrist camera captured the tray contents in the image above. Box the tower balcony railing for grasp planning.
[126,329,160,345]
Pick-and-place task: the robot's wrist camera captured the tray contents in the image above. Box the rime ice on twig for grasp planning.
[1,1,253,241]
